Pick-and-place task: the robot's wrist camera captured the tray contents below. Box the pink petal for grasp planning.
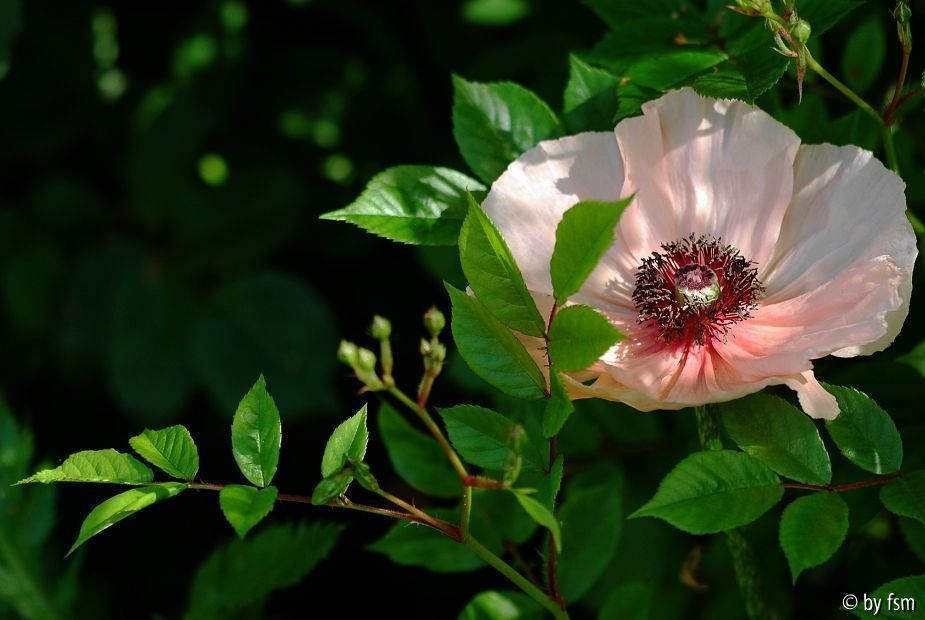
[761,144,916,356]
[614,88,801,267]
[783,371,839,420]
[481,132,625,297]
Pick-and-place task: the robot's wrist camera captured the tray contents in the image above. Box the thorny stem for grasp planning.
[465,536,570,620]
[803,53,925,234]
[695,406,775,620]
[541,300,566,609]
[460,486,473,540]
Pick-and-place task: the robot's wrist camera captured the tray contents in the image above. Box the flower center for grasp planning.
[632,234,764,347]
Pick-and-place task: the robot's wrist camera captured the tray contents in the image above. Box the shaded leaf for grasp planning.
[881,471,925,527]
[369,522,483,573]
[379,402,460,498]
[219,485,278,539]
[547,305,621,373]
[458,590,544,620]
[825,385,903,475]
[779,492,849,583]
[563,55,620,132]
[513,492,561,552]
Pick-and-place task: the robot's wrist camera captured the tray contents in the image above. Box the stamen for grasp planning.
[632,234,764,347]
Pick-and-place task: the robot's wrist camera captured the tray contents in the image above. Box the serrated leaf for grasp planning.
[231,375,282,487]
[550,198,632,304]
[311,469,355,505]
[513,492,561,552]
[219,484,278,539]
[542,371,574,438]
[851,575,925,619]
[547,305,621,372]
[824,384,902,475]
[438,404,539,472]
[718,393,831,485]
[320,405,369,478]
[319,166,484,245]
[446,284,546,399]
[452,76,563,184]
[615,49,727,119]
[188,522,343,619]
[369,521,483,573]
[68,482,186,555]
[881,471,925,527]
[129,425,199,480]
[779,492,849,583]
[17,449,153,485]
[557,465,623,603]
[800,0,864,37]
[459,196,546,337]
[631,451,783,534]
[563,55,620,132]
[379,402,460,498]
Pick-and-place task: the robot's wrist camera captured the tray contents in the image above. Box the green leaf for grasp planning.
[452,76,563,184]
[231,375,282,487]
[17,449,153,485]
[320,404,369,478]
[800,0,864,37]
[550,198,632,304]
[881,471,925,527]
[779,492,849,583]
[458,590,544,620]
[547,305,622,373]
[459,196,546,337]
[129,425,199,480]
[841,16,887,93]
[311,469,355,505]
[718,393,831,485]
[188,522,343,619]
[692,46,788,102]
[369,522,483,573]
[462,0,531,27]
[68,482,186,555]
[557,465,623,603]
[542,371,574,438]
[446,283,546,399]
[319,166,485,245]
[379,402,460,498]
[563,55,620,132]
[630,450,783,534]
[513,492,561,552]
[438,404,539,472]
[824,384,903,474]
[850,575,925,619]
[219,484,278,539]
[615,49,727,119]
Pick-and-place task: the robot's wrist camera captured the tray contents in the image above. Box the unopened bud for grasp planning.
[337,340,359,367]
[420,338,432,357]
[423,306,446,337]
[791,18,811,44]
[432,342,447,364]
[357,347,377,372]
[370,315,391,340]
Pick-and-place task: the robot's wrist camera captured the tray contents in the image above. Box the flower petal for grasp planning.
[760,144,916,357]
[481,132,625,296]
[614,87,800,266]
[783,371,839,420]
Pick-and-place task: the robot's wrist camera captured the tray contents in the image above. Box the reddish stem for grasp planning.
[782,473,901,492]
[462,475,508,489]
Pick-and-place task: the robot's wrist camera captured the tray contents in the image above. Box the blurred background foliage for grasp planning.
[1,0,925,618]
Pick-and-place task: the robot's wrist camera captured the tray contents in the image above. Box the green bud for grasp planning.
[337,340,359,367]
[791,18,811,44]
[420,338,432,357]
[370,315,391,340]
[432,342,447,364]
[357,347,377,371]
[423,306,446,337]
[353,461,379,492]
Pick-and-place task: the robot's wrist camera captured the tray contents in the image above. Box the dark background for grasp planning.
[2,0,925,618]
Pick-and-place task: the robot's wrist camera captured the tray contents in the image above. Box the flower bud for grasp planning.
[357,347,377,372]
[423,306,446,337]
[337,340,359,367]
[791,18,811,44]
[420,338,432,357]
[370,315,391,340]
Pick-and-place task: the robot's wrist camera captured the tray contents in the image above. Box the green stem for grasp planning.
[694,406,774,620]
[387,386,469,480]
[464,536,569,620]
[0,529,63,620]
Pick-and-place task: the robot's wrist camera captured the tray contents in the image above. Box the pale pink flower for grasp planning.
[482,88,917,419]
